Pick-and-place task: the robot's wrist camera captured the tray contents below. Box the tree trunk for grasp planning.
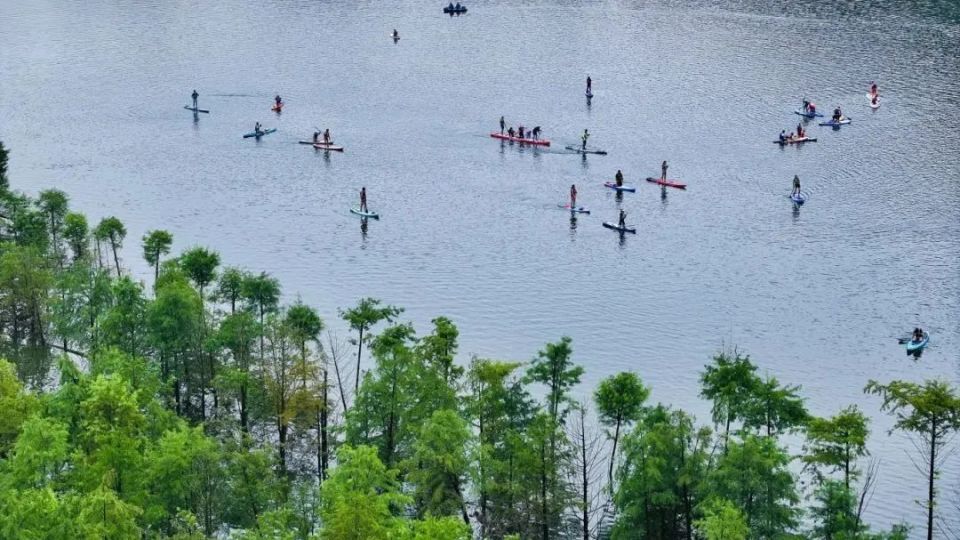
[608,415,621,483]
[354,326,364,394]
[109,237,121,278]
[581,414,590,540]
[541,437,549,540]
[926,421,936,540]
[240,383,249,434]
[320,372,329,481]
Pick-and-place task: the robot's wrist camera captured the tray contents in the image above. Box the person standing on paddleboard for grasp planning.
[254,122,262,136]
[323,129,331,144]
[796,123,804,139]
[570,184,578,208]
[312,131,319,143]
[499,116,505,134]
[792,175,801,197]
[618,209,627,229]
[360,187,368,213]
[870,82,878,97]
[532,126,541,140]
[586,76,592,92]
[581,129,590,151]
[615,169,624,187]
[661,160,668,181]
[191,90,199,109]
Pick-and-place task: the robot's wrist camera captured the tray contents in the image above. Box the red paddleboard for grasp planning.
[490,132,550,147]
[645,177,686,190]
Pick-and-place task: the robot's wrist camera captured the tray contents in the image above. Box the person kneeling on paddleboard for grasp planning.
[507,127,516,138]
[191,89,199,109]
[360,187,368,213]
[313,131,319,143]
[570,184,578,208]
[518,126,525,139]
[615,169,624,187]
[832,107,843,122]
[792,175,801,196]
[779,130,787,143]
[618,209,627,229]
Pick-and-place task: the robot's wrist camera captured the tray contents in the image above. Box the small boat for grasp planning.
[645,177,687,190]
[604,182,636,193]
[603,222,636,234]
[490,132,550,147]
[906,332,929,354]
[819,117,852,127]
[443,5,467,13]
[794,109,823,118]
[790,192,806,205]
[313,143,344,152]
[243,128,277,139]
[351,208,379,219]
[565,145,607,155]
[773,136,817,145]
[558,204,590,214]
[272,103,283,113]
[184,105,210,114]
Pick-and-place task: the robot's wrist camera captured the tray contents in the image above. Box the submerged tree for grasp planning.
[93,216,126,278]
[339,297,402,396]
[142,230,173,284]
[594,371,649,483]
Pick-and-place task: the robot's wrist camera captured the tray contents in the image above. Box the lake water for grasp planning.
[1,0,958,533]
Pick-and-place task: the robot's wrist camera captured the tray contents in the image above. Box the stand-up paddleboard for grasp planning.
[565,145,607,155]
[604,182,635,193]
[794,109,823,118]
[868,94,881,109]
[558,204,590,214]
[351,208,379,219]
[184,105,210,113]
[645,177,687,190]
[490,132,550,146]
[819,117,851,127]
[585,89,593,98]
[313,143,344,152]
[603,222,636,234]
[790,192,806,205]
[773,137,817,145]
[243,128,276,139]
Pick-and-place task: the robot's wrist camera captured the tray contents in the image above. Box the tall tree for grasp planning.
[694,499,749,540]
[339,297,403,396]
[864,379,960,540]
[594,372,649,482]
[802,405,870,490]
[214,311,259,434]
[63,212,89,262]
[242,271,280,361]
[215,267,248,315]
[567,402,606,540]
[699,352,760,450]
[526,336,584,427]
[37,189,68,266]
[741,375,808,437]
[405,409,472,523]
[93,216,126,278]
[180,247,220,302]
[141,230,173,284]
[284,301,327,478]
[99,277,150,359]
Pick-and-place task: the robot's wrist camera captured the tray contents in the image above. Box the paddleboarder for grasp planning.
[392,29,399,39]
[312,131,319,143]
[274,95,283,109]
[360,187,368,213]
[870,82,878,97]
[661,160,668,181]
[191,90,199,109]
[254,122,262,136]
[618,209,627,229]
[615,169,624,187]
[792,175,801,197]
[570,184,578,208]
[832,106,843,122]
[796,123,804,138]
[586,76,592,91]
[581,129,590,151]
[499,116,505,134]
[323,129,331,144]
[532,126,541,140]
[518,126,525,139]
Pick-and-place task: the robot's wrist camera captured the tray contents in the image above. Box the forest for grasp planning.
[0,140,957,539]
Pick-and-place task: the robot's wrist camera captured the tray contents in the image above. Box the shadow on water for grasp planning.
[359,217,369,242]
[660,186,668,205]
[615,191,623,205]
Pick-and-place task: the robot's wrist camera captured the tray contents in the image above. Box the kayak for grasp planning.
[490,132,551,147]
[906,332,929,354]
[272,103,283,112]
[184,105,210,113]
[242,128,277,138]
[585,89,593,98]
[794,109,823,118]
[790,192,806,205]
[565,145,607,155]
[603,222,636,234]
[604,182,636,193]
[351,208,379,219]
[313,143,344,152]
[645,177,687,190]
[773,137,817,145]
[443,6,467,13]
[558,204,590,214]
[819,118,851,127]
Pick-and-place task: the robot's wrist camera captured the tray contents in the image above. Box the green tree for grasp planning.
[7,415,70,489]
[0,140,8,190]
[99,276,149,358]
[319,445,410,540]
[594,371,649,482]
[802,405,870,490]
[694,499,749,540]
[242,271,281,361]
[808,480,866,539]
[409,516,472,540]
[284,301,328,478]
[216,266,249,314]
[0,244,52,346]
[215,311,259,433]
[742,375,808,437]
[864,379,960,540]
[37,189,69,266]
[180,247,220,301]
[63,212,89,261]
[339,297,402,395]
[707,434,799,538]
[93,216,126,278]
[148,278,202,416]
[141,229,173,284]
[0,358,38,457]
[406,409,472,522]
[526,336,584,426]
[699,352,760,450]
[222,441,285,530]
[69,484,143,540]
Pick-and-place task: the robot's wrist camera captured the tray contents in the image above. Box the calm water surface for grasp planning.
[2,0,958,532]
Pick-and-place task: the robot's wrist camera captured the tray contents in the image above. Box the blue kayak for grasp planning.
[794,109,823,118]
[603,222,636,234]
[906,332,929,354]
[243,128,276,138]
